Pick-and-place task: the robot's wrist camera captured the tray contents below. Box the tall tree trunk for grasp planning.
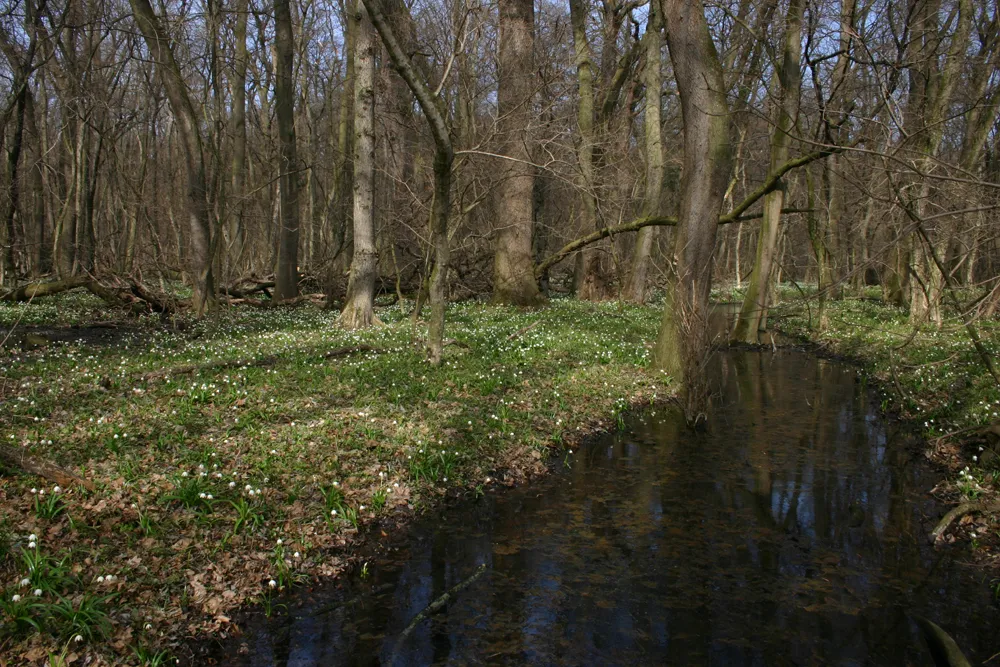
[492,0,542,306]
[227,0,249,278]
[323,5,356,300]
[904,0,971,326]
[339,0,380,329]
[0,0,42,284]
[731,0,803,343]
[806,163,833,329]
[568,0,599,300]
[652,0,732,423]
[128,0,215,315]
[2,76,29,284]
[26,91,48,276]
[274,0,300,301]
[623,2,663,304]
[360,0,453,363]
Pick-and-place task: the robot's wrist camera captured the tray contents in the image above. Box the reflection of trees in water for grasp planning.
[251,352,997,666]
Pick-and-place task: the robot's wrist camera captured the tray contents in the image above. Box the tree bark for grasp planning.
[568,0,601,301]
[360,0,454,363]
[227,0,249,277]
[273,0,300,301]
[653,0,732,423]
[339,0,381,329]
[731,0,803,343]
[904,0,971,326]
[492,0,543,306]
[623,3,664,304]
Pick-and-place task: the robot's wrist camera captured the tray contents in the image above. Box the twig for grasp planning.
[505,319,542,342]
[391,563,487,656]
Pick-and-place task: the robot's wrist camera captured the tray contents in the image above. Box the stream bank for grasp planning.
[205,348,999,666]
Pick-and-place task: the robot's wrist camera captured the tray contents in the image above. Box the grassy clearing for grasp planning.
[0,294,669,664]
[773,288,1000,555]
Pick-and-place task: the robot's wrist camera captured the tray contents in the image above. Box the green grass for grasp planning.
[0,293,669,663]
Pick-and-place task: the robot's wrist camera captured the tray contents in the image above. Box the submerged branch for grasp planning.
[392,563,487,657]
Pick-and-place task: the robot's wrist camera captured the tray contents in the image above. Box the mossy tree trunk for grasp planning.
[731,0,803,343]
[361,0,453,363]
[226,0,249,278]
[623,1,664,304]
[568,0,600,301]
[903,0,970,327]
[653,0,732,423]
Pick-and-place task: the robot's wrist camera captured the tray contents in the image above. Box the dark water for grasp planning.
[220,350,1000,666]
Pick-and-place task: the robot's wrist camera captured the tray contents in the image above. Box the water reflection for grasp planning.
[219,351,999,666]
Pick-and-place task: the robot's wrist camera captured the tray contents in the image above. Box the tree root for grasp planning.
[913,615,971,667]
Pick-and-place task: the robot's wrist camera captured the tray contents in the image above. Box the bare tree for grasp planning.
[493,0,543,306]
[360,0,453,363]
[731,0,805,342]
[653,0,732,422]
[127,0,216,315]
[623,1,664,304]
[339,0,380,328]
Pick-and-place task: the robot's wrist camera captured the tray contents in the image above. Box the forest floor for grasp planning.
[0,294,669,665]
[772,289,1000,570]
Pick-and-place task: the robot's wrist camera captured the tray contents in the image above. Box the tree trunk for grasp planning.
[339,0,380,329]
[731,0,803,343]
[653,0,732,423]
[623,3,664,304]
[273,0,300,301]
[128,0,215,315]
[904,0,971,326]
[493,0,542,306]
[360,0,453,363]
[227,0,249,278]
[568,0,600,301]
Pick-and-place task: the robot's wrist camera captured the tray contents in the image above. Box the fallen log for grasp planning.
[0,443,95,491]
[221,280,276,299]
[140,345,382,381]
[2,277,93,302]
[130,282,177,314]
[1,277,135,311]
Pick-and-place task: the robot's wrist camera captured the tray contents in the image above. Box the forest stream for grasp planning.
[213,349,1000,665]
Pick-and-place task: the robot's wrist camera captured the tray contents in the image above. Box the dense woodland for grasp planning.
[3,0,1000,660]
[1,0,999,409]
